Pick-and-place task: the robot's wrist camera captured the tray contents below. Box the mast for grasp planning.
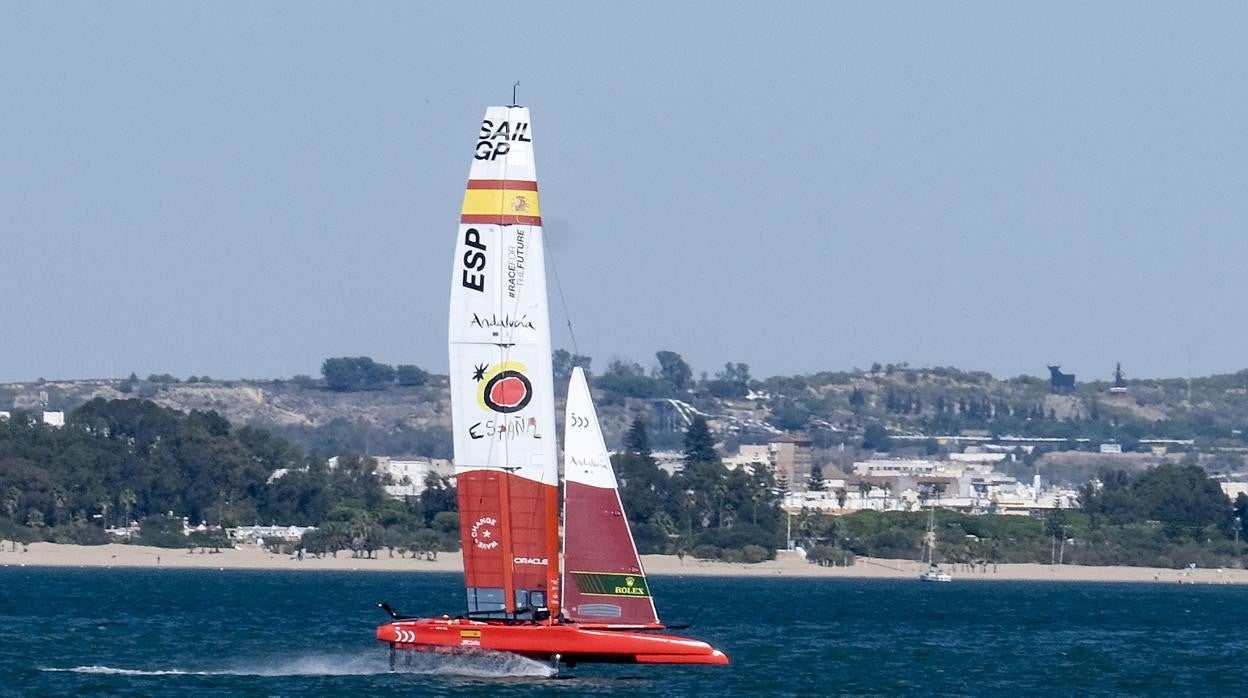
[449,106,560,619]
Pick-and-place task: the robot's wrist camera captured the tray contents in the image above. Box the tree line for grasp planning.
[0,399,457,556]
[612,415,784,562]
[320,357,430,392]
[792,462,1247,569]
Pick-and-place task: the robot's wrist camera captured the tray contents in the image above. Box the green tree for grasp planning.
[1081,464,1232,536]
[1234,493,1248,542]
[771,401,811,431]
[808,463,825,492]
[849,387,866,410]
[118,372,139,394]
[597,359,658,398]
[552,349,593,383]
[328,454,386,509]
[682,416,718,465]
[411,528,442,559]
[25,508,45,529]
[624,418,651,455]
[431,511,459,534]
[706,362,751,398]
[655,350,693,392]
[676,416,730,530]
[138,514,189,548]
[396,365,430,387]
[862,423,892,452]
[420,473,457,525]
[321,357,396,392]
[613,419,672,552]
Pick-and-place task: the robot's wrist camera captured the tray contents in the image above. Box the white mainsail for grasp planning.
[449,106,560,617]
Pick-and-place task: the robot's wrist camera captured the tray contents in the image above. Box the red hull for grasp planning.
[376,618,728,666]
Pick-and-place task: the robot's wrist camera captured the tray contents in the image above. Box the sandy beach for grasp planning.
[3,540,1245,585]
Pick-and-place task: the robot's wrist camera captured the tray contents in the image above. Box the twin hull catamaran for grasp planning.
[374,105,727,668]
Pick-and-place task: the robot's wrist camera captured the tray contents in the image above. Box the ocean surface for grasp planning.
[1,566,1245,696]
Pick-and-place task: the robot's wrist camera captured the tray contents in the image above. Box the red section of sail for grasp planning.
[465,179,539,191]
[562,481,659,626]
[459,213,543,226]
[458,470,559,611]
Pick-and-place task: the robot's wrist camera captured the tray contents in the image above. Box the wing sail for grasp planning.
[449,106,560,619]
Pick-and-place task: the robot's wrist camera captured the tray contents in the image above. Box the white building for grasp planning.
[723,444,771,472]
[42,411,64,427]
[1221,482,1248,502]
[780,454,1080,516]
[651,450,687,476]
[373,456,454,499]
[227,525,315,545]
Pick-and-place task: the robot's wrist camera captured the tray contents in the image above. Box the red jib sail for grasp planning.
[448,106,560,619]
[562,368,661,627]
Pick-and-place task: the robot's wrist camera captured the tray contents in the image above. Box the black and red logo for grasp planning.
[473,361,533,414]
[483,369,532,413]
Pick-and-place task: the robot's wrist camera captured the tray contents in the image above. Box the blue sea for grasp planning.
[1,566,1245,696]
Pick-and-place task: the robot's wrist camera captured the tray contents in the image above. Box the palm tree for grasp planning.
[857,481,874,509]
[119,489,137,526]
[2,488,20,520]
[880,482,894,510]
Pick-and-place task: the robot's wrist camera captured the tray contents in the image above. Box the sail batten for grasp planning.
[450,106,559,619]
[562,368,661,627]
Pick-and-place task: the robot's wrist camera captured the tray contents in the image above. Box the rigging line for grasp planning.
[544,228,580,358]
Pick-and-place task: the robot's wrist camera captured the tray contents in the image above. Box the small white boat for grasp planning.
[919,505,952,582]
[920,565,952,583]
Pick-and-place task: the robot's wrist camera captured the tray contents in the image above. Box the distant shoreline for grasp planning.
[3,542,1245,585]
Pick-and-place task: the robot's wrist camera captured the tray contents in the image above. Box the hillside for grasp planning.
[5,360,1248,477]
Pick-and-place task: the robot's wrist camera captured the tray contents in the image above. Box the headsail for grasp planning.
[562,368,661,627]
[449,106,560,619]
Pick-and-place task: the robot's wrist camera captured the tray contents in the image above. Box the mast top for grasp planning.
[511,81,521,107]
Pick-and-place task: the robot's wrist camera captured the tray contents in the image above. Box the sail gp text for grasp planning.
[475,119,531,161]
[469,416,542,441]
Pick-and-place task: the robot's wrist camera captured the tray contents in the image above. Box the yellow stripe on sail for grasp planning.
[461,189,542,219]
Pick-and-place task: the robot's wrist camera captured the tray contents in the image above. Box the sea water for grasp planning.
[1,566,1245,696]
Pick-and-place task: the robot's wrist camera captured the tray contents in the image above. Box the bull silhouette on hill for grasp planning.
[1048,365,1075,394]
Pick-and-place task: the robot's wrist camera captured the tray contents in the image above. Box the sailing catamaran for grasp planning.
[375,105,728,668]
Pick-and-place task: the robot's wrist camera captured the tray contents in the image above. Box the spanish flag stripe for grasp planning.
[461,189,542,214]
[460,214,543,226]
[461,186,542,227]
[466,179,539,191]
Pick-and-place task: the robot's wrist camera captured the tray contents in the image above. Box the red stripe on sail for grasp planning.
[458,471,559,600]
[562,481,659,626]
[459,213,543,226]
[465,179,539,191]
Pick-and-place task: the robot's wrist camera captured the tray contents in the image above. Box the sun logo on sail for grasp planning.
[473,361,533,414]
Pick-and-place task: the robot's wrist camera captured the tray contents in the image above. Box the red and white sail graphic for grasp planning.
[449,106,559,618]
[562,368,661,627]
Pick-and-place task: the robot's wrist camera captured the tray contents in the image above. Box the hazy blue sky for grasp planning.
[2,3,1245,384]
